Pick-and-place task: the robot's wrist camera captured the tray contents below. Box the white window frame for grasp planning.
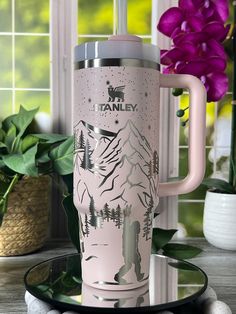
[51,0,77,136]
[152,0,179,230]
[151,0,179,299]
[50,0,78,238]
[50,0,178,237]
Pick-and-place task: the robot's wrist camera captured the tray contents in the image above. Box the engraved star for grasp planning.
[115,120,119,125]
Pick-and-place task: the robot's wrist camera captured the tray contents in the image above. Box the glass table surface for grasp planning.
[24,254,207,313]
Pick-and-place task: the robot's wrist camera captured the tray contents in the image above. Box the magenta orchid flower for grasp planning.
[157,0,230,102]
[179,0,229,23]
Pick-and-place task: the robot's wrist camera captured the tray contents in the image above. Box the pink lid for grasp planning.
[109,35,142,42]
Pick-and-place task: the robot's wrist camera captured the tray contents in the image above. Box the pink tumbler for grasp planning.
[73,0,206,291]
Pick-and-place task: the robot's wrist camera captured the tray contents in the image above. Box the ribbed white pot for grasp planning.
[204,190,236,250]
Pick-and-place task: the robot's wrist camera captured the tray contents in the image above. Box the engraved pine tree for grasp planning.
[103,203,111,222]
[115,204,122,229]
[81,139,93,170]
[143,196,154,240]
[153,151,159,176]
[89,197,97,229]
[84,214,90,237]
[111,208,116,222]
[78,130,85,149]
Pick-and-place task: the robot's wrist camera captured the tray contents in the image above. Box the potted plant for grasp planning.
[202,2,236,250]
[157,0,236,250]
[0,106,73,256]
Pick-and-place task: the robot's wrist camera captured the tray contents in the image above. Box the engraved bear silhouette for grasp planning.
[108,85,125,102]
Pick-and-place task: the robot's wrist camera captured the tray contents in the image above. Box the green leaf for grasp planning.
[168,261,198,272]
[152,228,177,253]
[4,123,16,153]
[21,135,39,153]
[62,194,80,253]
[0,129,5,142]
[0,142,7,148]
[33,133,68,144]
[8,106,39,153]
[162,243,202,260]
[0,179,9,195]
[20,145,39,176]
[0,174,19,226]
[36,142,52,163]
[1,114,17,132]
[62,174,73,194]
[0,160,5,168]
[172,88,183,97]
[49,136,73,175]
[2,144,38,176]
[201,178,235,194]
[0,198,8,226]
[30,286,53,299]
[12,105,38,137]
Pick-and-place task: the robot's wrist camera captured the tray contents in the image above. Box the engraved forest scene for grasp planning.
[74,120,159,284]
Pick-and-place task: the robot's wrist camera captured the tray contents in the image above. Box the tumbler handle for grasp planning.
[159,74,206,197]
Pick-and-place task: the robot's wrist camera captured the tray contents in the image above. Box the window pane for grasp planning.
[218,94,232,119]
[15,36,50,88]
[78,0,151,36]
[0,91,12,120]
[0,0,12,32]
[15,0,49,33]
[15,91,50,114]
[78,0,113,35]
[178,202,204,238]
[128,0,151,35]
[179,94,216,146]
[0,36,12,88]
[179,148,213,200]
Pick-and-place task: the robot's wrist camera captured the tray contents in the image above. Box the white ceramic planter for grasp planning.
[204,190,236,250]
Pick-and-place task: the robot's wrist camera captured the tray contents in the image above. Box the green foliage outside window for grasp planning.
[0,0,50,120]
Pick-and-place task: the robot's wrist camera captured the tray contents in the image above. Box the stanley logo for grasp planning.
[108,85,125,102]
[93,84,138,112]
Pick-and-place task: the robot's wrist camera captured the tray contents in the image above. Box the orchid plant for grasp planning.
[158,0,236,194]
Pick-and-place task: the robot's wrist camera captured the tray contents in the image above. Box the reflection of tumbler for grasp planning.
[73,2,206,292]
[81,282,150,308]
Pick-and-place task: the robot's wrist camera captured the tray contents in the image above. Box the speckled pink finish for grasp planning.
[74,66,159,290]
[73,66,206,291]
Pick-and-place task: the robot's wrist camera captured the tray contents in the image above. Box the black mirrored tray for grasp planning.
[24,254,207,313]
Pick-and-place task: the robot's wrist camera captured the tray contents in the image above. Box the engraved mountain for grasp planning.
[74,120,159,212]
[74,120,116,153]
